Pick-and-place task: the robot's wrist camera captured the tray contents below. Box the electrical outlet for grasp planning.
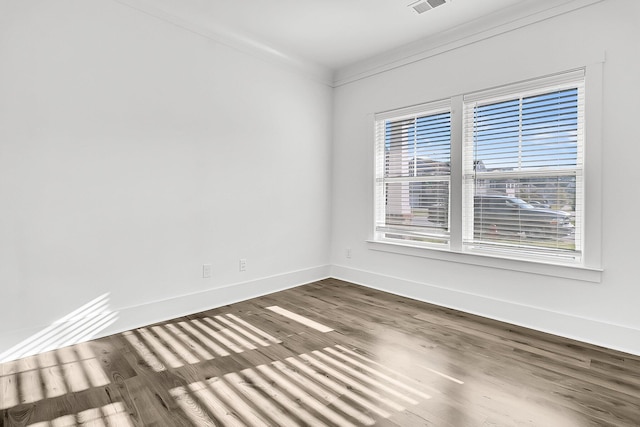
[202,264,212,278]
[346,248,352,259]
[239,258,247,272]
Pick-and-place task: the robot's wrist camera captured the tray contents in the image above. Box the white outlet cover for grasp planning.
[202,264,212,278]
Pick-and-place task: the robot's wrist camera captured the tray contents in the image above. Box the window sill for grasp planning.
[366,240,603,283]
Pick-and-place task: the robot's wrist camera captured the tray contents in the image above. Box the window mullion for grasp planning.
[449,95,464,251]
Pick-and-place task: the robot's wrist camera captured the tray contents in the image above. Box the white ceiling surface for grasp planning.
[140,0,524,69]
[115,0,599,82]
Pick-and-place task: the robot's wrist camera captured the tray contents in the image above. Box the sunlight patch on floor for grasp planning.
[124,314,281,373]
[266,305,334,332]
[170,345,432,426]
[26,402,134,427]
[0,341,110,410]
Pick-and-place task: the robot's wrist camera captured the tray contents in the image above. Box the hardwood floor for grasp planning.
[2,278,639,426]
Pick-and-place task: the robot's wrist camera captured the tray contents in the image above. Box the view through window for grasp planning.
[375,70,585,263]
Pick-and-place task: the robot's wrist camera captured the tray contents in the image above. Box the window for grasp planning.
[374,70,587,265]
[463,70,584,262]
[374,101,451,245]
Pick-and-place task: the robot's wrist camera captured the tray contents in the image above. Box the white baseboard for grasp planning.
[0,265,330,363]
[331,264,640,356]
[114,265,331,335]
[4,263,638,362]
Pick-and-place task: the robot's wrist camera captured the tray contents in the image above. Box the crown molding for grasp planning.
[111,0,334,87]
[110,0,603,89]
[333,0,604,87]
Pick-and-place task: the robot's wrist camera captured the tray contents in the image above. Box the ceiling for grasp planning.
[122,0,532,69]
[115,0,598,81]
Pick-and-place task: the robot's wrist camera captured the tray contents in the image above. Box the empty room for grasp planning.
[1,0,639,425]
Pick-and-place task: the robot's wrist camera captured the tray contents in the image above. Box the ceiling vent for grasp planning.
[409,0,447,14]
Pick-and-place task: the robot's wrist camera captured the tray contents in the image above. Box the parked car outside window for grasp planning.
[474,195,573,239]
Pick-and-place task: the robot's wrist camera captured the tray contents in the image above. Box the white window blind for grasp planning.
[462,70,585,261]
[375,101,451,245]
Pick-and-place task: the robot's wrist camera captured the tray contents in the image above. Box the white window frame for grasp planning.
[370,65,603,282]
[374,99,452,246]
[462,70,585,263]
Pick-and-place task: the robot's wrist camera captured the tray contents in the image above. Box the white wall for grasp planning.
[331,0,640,355]
[2,0,639,360]
[0,0,332,357]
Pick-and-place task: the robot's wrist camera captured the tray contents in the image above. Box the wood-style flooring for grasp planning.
[1,278,639,426]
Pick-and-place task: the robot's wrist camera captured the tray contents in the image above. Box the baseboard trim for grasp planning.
[331,264,640,356]
[0,265,331,362]
[4,263,638,361]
